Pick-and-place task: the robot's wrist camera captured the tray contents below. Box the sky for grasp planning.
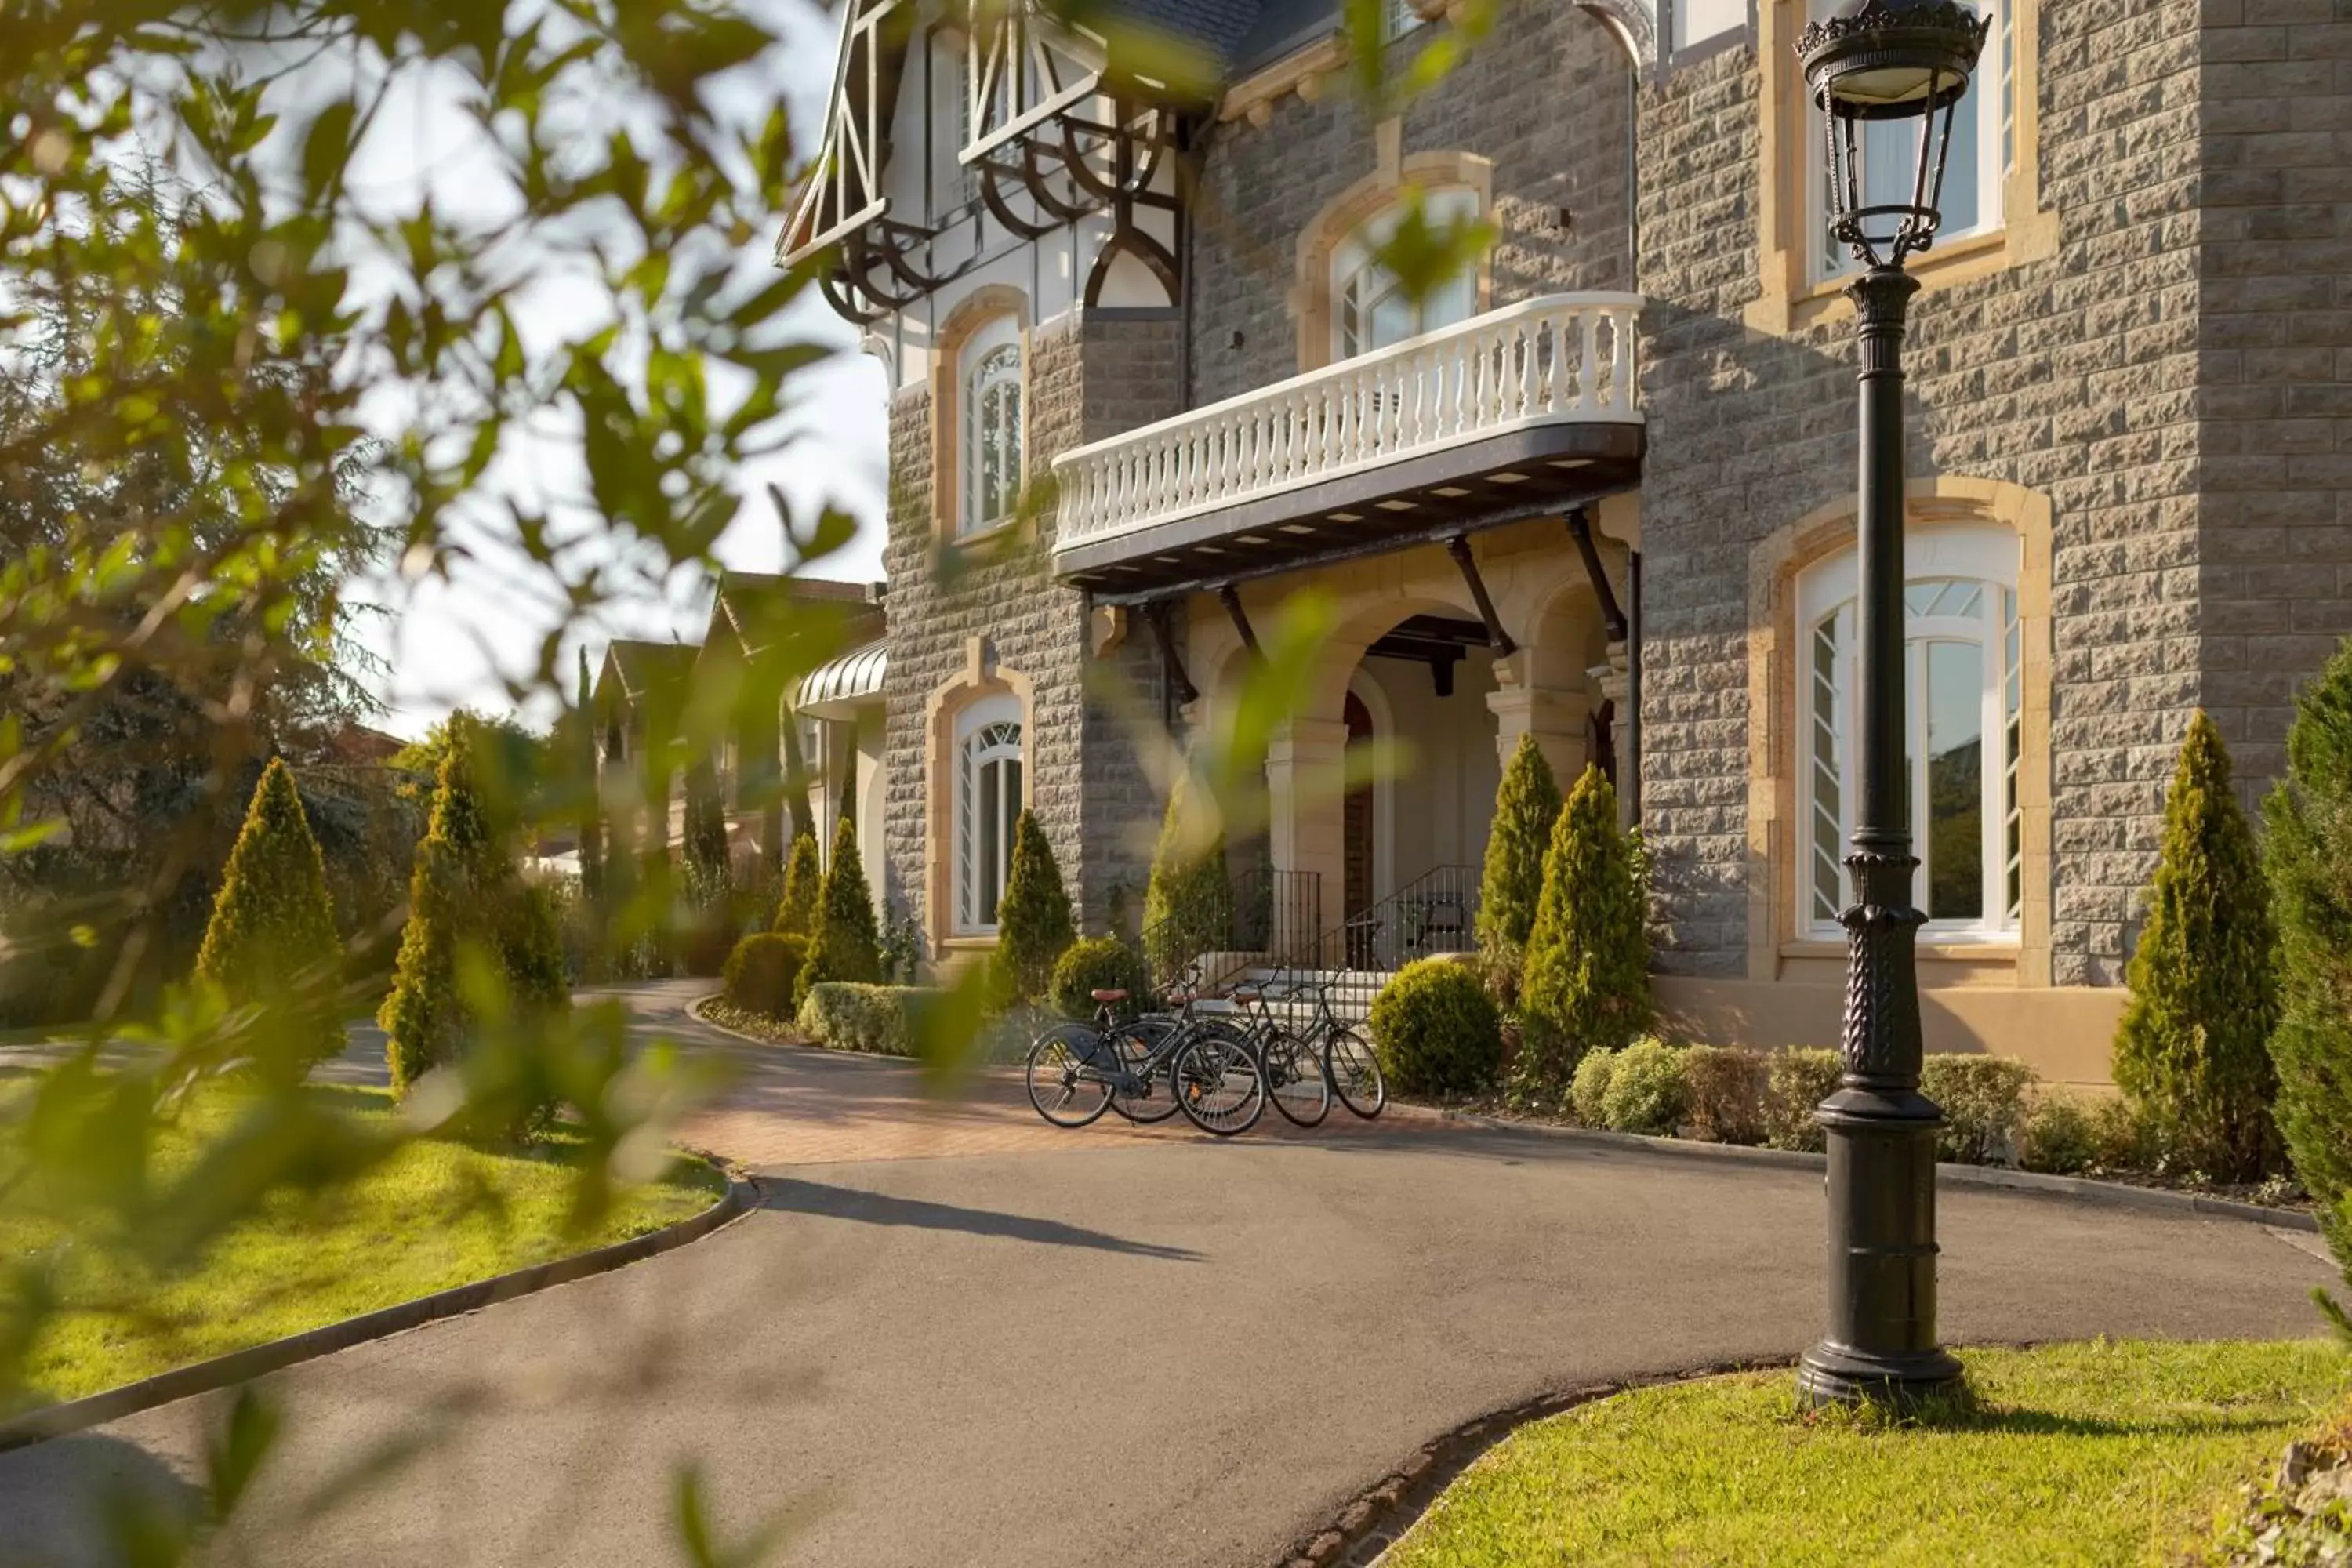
[333,2,890,739]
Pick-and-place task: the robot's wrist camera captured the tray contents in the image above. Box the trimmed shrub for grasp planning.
[2018,1090,2098,1176]
[994,810,1076,1006]
[1682,1045,1769,1145]
[195,757,345,1080]
[724,932,808,1019]
[797,981,944,1057]
[1367,957,1506,1098]
[773,831,820,935]
[1512,766,1652,1105]
[1570,1047,1618,1127]
[2267,640,2352,1319]
[797,818,882,1007]
[1599,1036,1685,1134]
[1475,735,1562,1004]
[1142,772,1232,982]
[2089,1094,2155,1173]
[1762,1047,1843,1152]
[1050,935,1149,1022]
[2112,712,2279,1182]
[1920,1053,2035,1166]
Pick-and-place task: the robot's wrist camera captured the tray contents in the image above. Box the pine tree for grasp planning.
[2112,712,2278,1181]
[576,646,604,902]
[797,816,882,1004]
[993,809,1076,1006]
[1513,765,1651,1105]
[1142,772,1232,984]
[379,717,569,1097]
[195,757,345,1079]
[1476,735,1564,1004]
[774,829,821,935]
[2266,640,2352,1330]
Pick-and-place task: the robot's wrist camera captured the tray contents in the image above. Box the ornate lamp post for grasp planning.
[1792,0,1989,1409]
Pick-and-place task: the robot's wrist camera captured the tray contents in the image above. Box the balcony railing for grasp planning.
[1052,292,1642,558]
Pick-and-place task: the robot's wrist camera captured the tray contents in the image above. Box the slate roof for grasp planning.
[604,639,699,702]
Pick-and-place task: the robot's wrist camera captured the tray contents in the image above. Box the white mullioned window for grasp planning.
[1810,0,2008,279]
[1798,524,2023,939]
[955,695,1024,933]
[1330,185,1481,361]
[1381,0,1427,42]
[960,314,1022,535]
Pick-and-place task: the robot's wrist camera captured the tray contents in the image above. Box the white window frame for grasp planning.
[1809,0,2008,281]
[960,314,1023,537]
[1330,185,1482,363]
[1796,524,2022,942]
[1381,0,1427,42]
[954,695,1024,935]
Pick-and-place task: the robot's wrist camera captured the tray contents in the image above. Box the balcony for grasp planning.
[1051,292,1645,594]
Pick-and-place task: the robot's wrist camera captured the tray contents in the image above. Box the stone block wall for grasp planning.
[1189,0,1633,408]
[2195,1,2352,797]
[878,309,1181,950]
[1633,2,2213,986]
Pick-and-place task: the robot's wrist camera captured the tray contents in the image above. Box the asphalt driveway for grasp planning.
[0,985,2336,1567]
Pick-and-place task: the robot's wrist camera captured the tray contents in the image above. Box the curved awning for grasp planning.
[797,637,887,720]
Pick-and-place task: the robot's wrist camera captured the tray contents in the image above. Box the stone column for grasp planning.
[1487,681,1589,788]
[1265,717,1351,957]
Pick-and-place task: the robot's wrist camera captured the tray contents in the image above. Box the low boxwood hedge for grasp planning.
[797,982,944,1058]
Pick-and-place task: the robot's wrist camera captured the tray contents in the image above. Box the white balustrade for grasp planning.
[1053,292,1643,555]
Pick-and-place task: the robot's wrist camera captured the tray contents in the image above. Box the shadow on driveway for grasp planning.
[754,1174,1204,1261]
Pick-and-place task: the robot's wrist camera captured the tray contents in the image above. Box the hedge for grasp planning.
[796,982,943,1058]
[1367,958,1505,1098]
[724,932,809,1019]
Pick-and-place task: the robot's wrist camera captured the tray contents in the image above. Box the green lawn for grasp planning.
[1388,1339,2347,1567]
[3,1082,724,1405]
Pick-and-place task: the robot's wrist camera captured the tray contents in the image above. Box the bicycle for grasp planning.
[1223,974,1330,1128]
[1284,971,1386,1120]
[1023,965,1265,1136]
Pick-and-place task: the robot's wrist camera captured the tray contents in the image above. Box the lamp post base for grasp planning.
[1796,1341,1965,1409]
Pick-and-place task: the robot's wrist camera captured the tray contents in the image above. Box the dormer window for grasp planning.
[1330,186,1482,361]
[960,314,1023,536]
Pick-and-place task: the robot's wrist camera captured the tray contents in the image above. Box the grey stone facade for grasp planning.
[880,311,1180,950]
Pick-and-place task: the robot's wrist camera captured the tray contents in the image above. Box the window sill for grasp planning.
[946,520,1022,553]
[940,934,1000,952]
[1781,937,2020,964]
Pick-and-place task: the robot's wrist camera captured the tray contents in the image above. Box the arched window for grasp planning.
[1797,524,2021,938]
[960,315,1022,536]
[1809,0,2009,280]
[1330,186,1481,361]
[955,695,1024,932]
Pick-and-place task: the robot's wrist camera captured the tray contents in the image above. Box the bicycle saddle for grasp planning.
[1090,988,1129,1003]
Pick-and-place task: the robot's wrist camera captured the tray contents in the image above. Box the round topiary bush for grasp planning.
[1367,958,1505,1098]
[1599,1036,1686,1134]
[1570,1047,1619,1127]
[1049,935,1149,1021]
[724,932,809,1019]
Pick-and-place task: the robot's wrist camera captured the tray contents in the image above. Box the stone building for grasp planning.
[777,0,2352,1085]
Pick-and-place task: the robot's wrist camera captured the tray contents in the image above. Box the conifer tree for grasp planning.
[993,809,1076,1005]
[576,647,604,902]
[380,717,568,1096]
[2112,712,2278,1180]
[774,829,822,935]
[1142,772,1232,983]
[2266,640,2352,1332]
[1512,765,1651,1105]
[797,816,881,1004]
[1476,735,1563,1004]
[196,757,345,1079]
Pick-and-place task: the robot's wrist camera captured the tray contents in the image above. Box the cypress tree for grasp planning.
[1476,735,1564,1004]
[2112,712,2278,1181]
[774,829,821,935]
[379,717,568,1097]
[797,816,882,1004]
[1142,772,1232,983]
[2265,640,2352,1331]
[1512,764,1651,1105]
[993,809,1076,1005]
[196,757,345,1079]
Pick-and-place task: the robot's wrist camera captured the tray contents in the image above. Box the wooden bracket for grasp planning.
[1444,534,1518,657]
[1567,507,1630,643]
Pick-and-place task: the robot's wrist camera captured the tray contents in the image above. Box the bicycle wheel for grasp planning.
[1265,1027,1331,1127]
[1026,1025,1113,1128]
[1106,1018,1182,1124]
[1325,1027,1386,1120]
[1174,1029,1265,1136]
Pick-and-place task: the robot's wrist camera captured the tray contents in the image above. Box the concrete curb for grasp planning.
[0,1162,757,1455]
[1425,1109,2321,1232]
[1281,1358,1792,1568]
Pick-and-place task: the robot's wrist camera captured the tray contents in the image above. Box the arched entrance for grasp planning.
[1344,690,1374,922]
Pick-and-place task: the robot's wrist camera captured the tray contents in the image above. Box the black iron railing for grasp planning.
[1279,864,1483,1022]
[1139,866,1322,993]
